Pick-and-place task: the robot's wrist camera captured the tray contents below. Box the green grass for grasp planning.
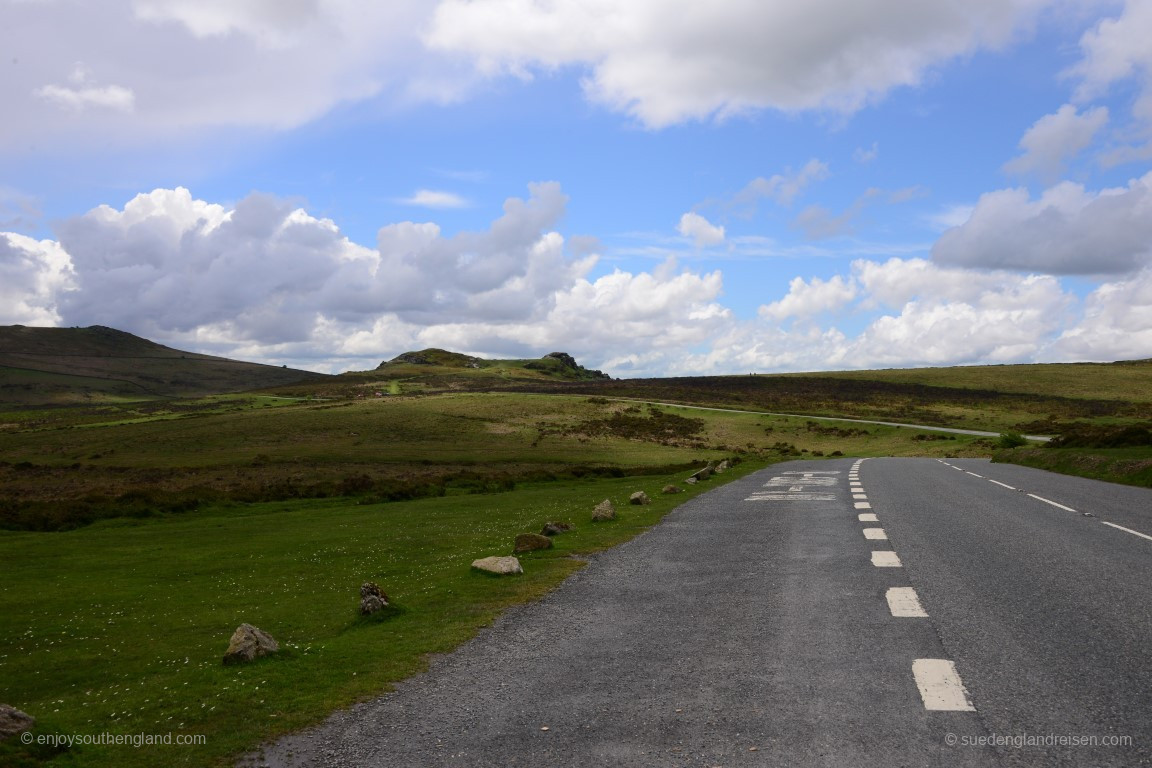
[0,463,762,768]
[994,445,1152,488]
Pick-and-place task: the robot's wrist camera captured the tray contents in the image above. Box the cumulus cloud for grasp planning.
[677,212,726,247]
[1049,267,1152,361]
[0,233,73,325]
[760,275,857,321]
[1003,104,1108,178]
[426,0,1051,127]
[932,172,1152,275]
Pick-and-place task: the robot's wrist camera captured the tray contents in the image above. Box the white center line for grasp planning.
[853,493,869,500]
[1027,493,1077,512]
[912,659,976,711]
[989,479,1016,490]
[855,501,872,509]
[863,527,887,540]
[1102,521,1152,543]
[858,513,878,522]
[871,551,902,567]
[967,472,984,478]
[886,587,928,617]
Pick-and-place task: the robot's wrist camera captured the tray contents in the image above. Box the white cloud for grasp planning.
[853,142,880,164]
[397,189,471,209]
[426,0,1052,127]
[34,62,135,112]
[1048,267,1152,361]
[2,0,434,148]
[760,274,857,321]
[0,233,73,325]
[932,172,1152,275]
[736,159,830,210]
[1003,104,1108,178]
[677,212,726,247]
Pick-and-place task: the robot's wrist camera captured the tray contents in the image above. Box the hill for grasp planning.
[0,325,330,405]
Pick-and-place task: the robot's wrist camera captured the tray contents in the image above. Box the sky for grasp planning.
[2,0,1152,377]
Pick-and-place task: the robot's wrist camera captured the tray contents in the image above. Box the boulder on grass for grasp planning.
[716,459,731,472]
[514,533,554,553]
[629,491,651,505]
[540,521,572,536]
[223,623,279,665]
[662,485,683,494]
[591,499,616,522]
[0,705,35,741]
[472,556,523,575]
[360,582,389,615]
[685,477,698,485]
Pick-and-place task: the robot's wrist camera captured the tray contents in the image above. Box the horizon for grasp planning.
[2,1,1151,377]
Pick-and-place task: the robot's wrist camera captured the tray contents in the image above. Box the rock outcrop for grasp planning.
[540,521,572,536]
[629,491,651,505]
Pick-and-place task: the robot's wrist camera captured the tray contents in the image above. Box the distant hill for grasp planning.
[0,325,330,405]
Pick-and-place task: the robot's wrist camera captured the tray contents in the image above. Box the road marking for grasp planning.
[850,480,862,485]
[855,501,872,509]
[912,660,976,711]
[858,513,878,522]
[1102,521,1152,543]
[886,587,928,617]
[871,551,902,567]
[1026,493,1077,512]
[967,472,984,478]
[746,493,837,501]
[863,527,887,540]
[989,480,1016,490]
[853,493,869,500]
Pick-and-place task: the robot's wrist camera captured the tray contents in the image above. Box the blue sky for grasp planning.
[2,0,1152,376]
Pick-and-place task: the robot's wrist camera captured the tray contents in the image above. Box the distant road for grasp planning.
[251,458,1149,766]
[611,397,1053,442]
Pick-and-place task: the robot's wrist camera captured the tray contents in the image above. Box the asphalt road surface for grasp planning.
[246,458,1151,767]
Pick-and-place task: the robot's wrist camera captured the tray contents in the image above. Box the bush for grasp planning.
[998,432,1029,449]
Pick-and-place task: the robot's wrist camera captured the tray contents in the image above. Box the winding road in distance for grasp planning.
[248,459,1151,767]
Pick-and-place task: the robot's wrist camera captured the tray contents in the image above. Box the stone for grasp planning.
[662,485,683,494]
[514,533,554,553]
[591,499,616,522]
[472,555,523,575]
[359,582,389,615]
[223,623,279,665]
[0,705,35,741]
[688,463,715,482]
[685,477,698,485]
[540,521,572,536]
[716,459,731,472]
[629,491,651,505]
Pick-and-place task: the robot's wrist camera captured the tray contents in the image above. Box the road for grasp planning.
[247,459,1151,767]
[609,398,1053,441]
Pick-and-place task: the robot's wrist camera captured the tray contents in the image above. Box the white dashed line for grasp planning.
[855,502,872,509]
[967,472,984,478]
[1101,521,1152,543]
[886,587,928,617]
[1026,493,1077,512]
[853,494,869,500]
[912,659,976,711]
[989,480,1016,490]
[862,528,887,540]
[871,551,902,567]
[858,513,878,522]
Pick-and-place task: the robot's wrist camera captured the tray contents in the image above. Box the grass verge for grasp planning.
[993,446,1152,488]
[0,460,764,768]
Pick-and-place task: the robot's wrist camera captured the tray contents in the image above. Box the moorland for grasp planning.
[2,325,1150,768]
